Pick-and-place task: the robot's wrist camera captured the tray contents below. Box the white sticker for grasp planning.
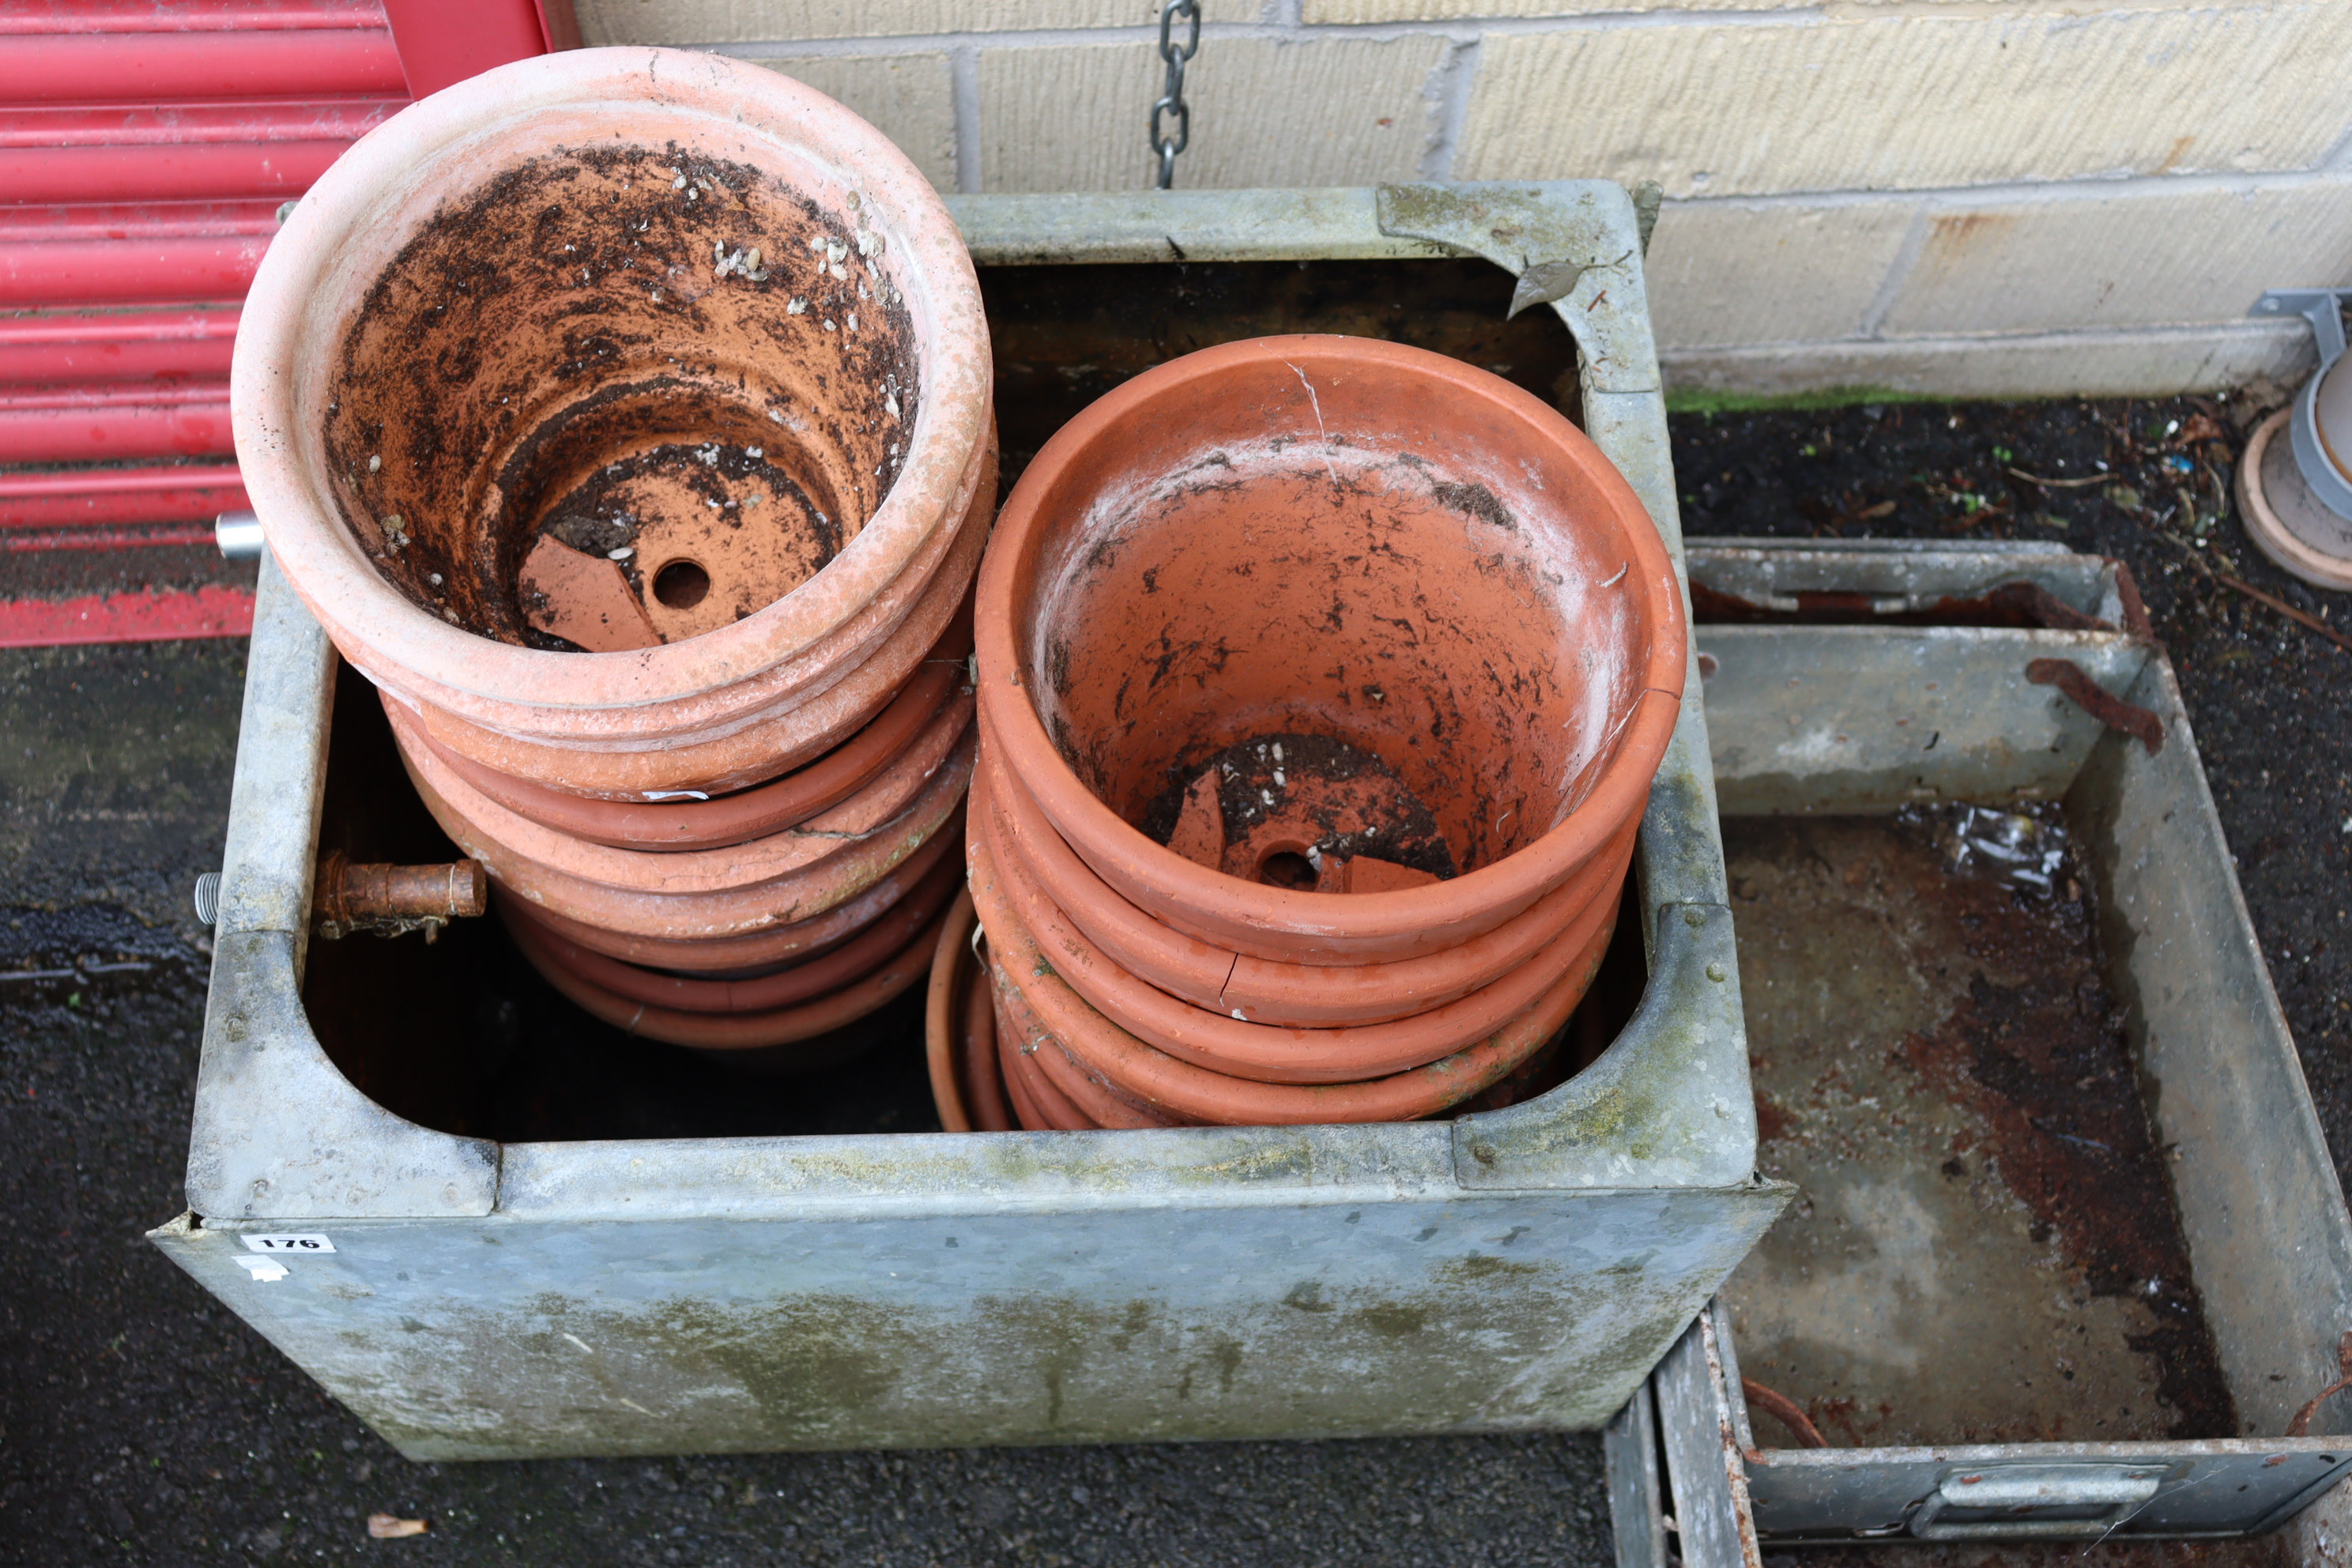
[242,1233,335,1254]
[235,1256,290,1282]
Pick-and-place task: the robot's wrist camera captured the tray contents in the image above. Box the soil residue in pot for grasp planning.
[323,141,920,648]
[1136,731,1460,889]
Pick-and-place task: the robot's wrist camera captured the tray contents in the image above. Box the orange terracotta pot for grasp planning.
[971,733,1638,1028]
[505,892,946,1061]
[236,47,995,783]
[519,824,962,973]
[967,825,1611,1127]
[400,714,975,940]
[973,790,1623,1081]
[412,606,973,850]
[923,889,1015,1133]
[499,844,961,1010]
[973,334,1682,969]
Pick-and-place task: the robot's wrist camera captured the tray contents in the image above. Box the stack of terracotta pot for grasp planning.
[232,50,993,1067]
[936,336,1685,1129]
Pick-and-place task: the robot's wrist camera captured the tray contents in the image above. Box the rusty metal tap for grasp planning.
[312,852,488,942]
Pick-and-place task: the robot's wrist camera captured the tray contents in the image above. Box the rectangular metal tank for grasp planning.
[149,183,1788,1461]
[1618,539,2352,1562]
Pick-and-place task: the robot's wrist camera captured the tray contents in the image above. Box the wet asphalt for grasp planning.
[4,392,2348,1566]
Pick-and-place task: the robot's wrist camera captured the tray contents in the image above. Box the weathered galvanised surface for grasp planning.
[1616,541,2352,1563]
[152,183,1785,1462]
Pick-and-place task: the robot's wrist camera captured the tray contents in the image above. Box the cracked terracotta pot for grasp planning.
[973,335,1683,970]
[967,829,1606,1128]
[974,769,1623,1080]
[235,47,993,790]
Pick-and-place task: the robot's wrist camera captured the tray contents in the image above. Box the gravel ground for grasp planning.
[3,390,2347,1566]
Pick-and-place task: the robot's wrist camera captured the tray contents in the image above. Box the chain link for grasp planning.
[1149,0,1199,190]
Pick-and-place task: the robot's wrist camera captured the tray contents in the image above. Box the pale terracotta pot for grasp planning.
[973,334,1682,968]
[388,463,990,799]
[235,47,993,782]
[497,846,959,1008]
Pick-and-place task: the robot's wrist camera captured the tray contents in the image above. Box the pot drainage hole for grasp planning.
[1140,732,1461,893]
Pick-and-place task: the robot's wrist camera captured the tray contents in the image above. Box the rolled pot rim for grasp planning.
[973,333,1687,945]
[235,46,991,715]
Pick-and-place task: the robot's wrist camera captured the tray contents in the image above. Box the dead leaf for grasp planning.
[368,1514,429,1540]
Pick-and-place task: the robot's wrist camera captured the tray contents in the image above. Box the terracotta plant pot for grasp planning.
[409,605,974,849]
[503,891,948,1065]
[959,334,1677,1125]
[923,890,1015,1133]
[516,823,964,973]
[973,335,1682,970]
[235,46,994,792]
[395,703,975,941]
[967,825,1608,1127]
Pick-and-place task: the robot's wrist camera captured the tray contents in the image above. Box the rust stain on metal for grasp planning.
[2026,657,2163,754]
[1720,808,2237,1447]
[313,851,488,940]
[324,142,919,648]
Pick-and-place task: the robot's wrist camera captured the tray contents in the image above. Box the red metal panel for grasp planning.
[0,99,402,147]
[0,584,255,646]
[0,201,281,243]
[379,0,548,97]
[2,140,355,202]
[0,31,405,104]
[0,310,240,383]
[0,464,247,527]
[0,234,268,306]
[0,2,385,34]
[0,394,233,461]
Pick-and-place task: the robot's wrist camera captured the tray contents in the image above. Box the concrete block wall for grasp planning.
[574,0,2352,400]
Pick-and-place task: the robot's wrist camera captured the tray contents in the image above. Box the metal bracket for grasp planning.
[2252,288,2352,368]
[2250,291,2352,521]
[1909,1464,2164,1540]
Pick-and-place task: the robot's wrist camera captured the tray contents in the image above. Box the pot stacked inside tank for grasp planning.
[940,336,1687,1129]
[236,59,996,1071]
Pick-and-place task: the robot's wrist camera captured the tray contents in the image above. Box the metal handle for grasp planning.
[217,509,265,560]
[1910,1465,2162,1540]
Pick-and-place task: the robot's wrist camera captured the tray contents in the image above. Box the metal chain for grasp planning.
[1149,0,1199,190]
